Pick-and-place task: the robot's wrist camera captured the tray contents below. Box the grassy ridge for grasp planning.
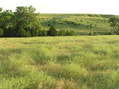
[39,14,112,35]
[0,36,119,89]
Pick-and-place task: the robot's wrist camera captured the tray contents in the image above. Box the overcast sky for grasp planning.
[0,0,119,15]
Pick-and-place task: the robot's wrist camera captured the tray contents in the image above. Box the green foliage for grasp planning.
[0,28,4,36]
[0,6,116,37]
[39,30,47,36]
[57,30,66,36]
[109,16,119,34]
[57,29,76,36]
[47,25,57,36]
[0,10,14,36]
[65,30,76,36]
[40,14,112,36]
[0,8,2,12]
[18,28,26,37]
[0,6,42,37]
[13,6,40,37]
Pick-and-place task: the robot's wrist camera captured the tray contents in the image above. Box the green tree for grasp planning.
[13,6,40,36]
[109,16,119,34]
[0,10,14,36]
[47,25,57,36]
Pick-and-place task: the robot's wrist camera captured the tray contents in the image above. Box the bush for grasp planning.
[57,29,76,36]
[47,26,57,36]
[65,30,76,36]
[94,32,113,35]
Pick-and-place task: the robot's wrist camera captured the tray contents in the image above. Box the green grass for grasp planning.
[39,14,112,35]
[0,36,119,89]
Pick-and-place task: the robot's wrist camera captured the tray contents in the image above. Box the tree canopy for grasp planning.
[0,6,41,37]
[0,6,76,37]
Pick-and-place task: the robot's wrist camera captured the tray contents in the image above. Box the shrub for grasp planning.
[57,29,76,36]
[65,30,76,36]
[47,26,57,36]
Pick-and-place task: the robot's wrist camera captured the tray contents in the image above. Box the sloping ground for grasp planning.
[39,14,112,35]
[0,36,119,89]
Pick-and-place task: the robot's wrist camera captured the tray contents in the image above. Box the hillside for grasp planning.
[0,36,119,89]
[39,14,113,35]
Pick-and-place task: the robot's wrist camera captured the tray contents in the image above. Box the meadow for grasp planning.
[0,35,119,89]
[39,14,112,35]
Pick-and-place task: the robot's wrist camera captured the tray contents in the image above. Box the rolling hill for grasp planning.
[39,14,113,35]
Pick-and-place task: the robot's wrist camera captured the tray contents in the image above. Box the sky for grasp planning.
[0,0,119,15]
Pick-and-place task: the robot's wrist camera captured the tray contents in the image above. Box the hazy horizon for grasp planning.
[0,0,119,15]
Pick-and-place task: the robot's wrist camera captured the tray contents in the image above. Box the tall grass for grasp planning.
[0,36,119,89]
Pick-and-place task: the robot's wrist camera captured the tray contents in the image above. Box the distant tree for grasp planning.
[47,25,57,36]
[109,16,119,34]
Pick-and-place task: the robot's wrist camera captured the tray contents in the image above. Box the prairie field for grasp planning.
[39,14,112,35]
[0,36,119,89]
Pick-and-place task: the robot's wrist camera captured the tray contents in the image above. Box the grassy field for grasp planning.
[39,14,112,35]
[0,36,119,89]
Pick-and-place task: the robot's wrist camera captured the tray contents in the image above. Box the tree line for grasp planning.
[0,6,119,37]
[0,6,76,37]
